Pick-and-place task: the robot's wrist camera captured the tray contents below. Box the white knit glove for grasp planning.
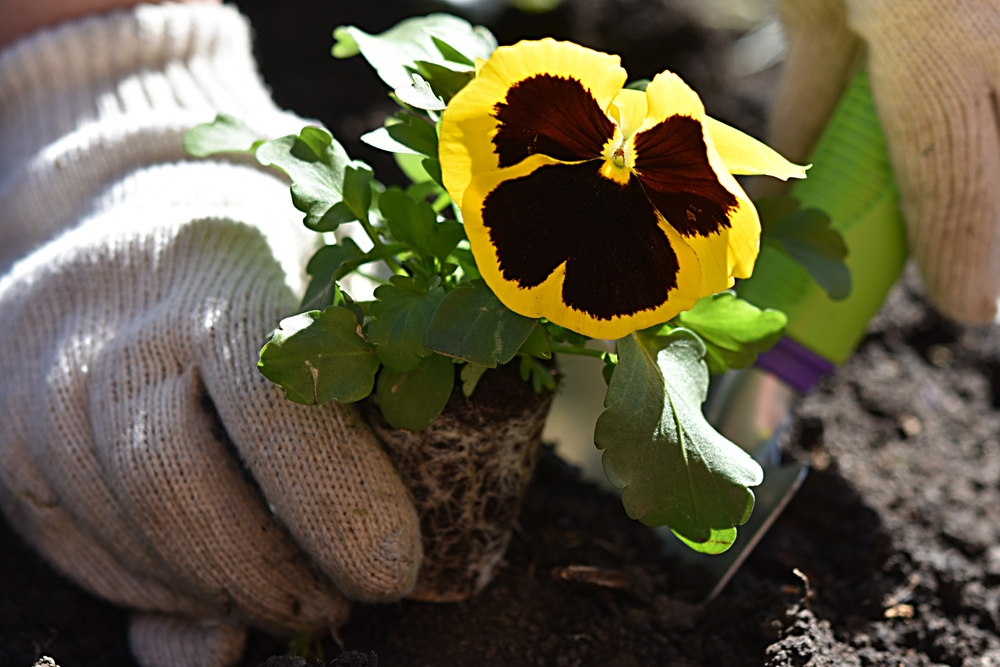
[0,5,420,667]
[770,0,1000,324]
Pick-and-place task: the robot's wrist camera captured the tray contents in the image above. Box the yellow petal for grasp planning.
[723,190,762,280]
[683,233,734,297]
[640,71,706,129]
[679,189,761,296]
[462,154,702,340]
[704,117,808,179]
[701,141,762,281]
[610,88,648,139]
[439,39,627,208]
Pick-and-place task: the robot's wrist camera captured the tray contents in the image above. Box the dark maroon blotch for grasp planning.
[492,75,617,168]
[632,115,738,237]
[481,161,680,320]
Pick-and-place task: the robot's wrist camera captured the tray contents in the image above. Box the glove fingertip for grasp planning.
[129,614,247,667]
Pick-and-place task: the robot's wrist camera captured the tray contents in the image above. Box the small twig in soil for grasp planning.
[793,568,815,602]
[552,565,631,590]
[884,573,921,608]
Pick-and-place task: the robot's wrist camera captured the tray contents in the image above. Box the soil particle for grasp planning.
[258,652,377,667]
[764,608,860,667]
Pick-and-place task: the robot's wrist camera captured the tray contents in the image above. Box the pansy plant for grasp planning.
[185,14,846,554]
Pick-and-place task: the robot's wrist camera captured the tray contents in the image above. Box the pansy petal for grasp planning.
[704,117,808,179]
[696,129,763,280]
[440,39,626,207]
[462,154,702,339]
[721,188,761,280]
[641,71,706,128]
[676,162,760,285]
[682,232,735,297]
[610,88,648,140]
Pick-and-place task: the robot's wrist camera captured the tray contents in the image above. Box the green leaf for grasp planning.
[671,527,739,555]
[332,286,365,326]
[255,127,350,232]
[451,248,481,282]
[377,353,455,431]
[601,353,617,386]
[595,330,763,553]
[332,15,495,90]
[395,74,447,111]
[460,362,489,397]
[414,60,475,101]
[676,292,786,374]
[758,197,852,301]
[755,196,801,227]
[428,222,466,262]
[424,280,539,367]
[406,181,445,203]
[625,79,650,92]
[379,187,437,253]
[183,114,263,157]
[361,127,419,156]
[331,26,360,58]
[342,162,374,220]
[301,240,365,311]
[432,36,474,66]
[519,354,556,393]
[422,157,445,189]
[423,22,497,64]
[518,323,552,359]
[512,0,564,12]
[369,276,447,372]
[394,152,436,185]
[258,307,380,405]
[361,113,439,158]
[544,322,587,346]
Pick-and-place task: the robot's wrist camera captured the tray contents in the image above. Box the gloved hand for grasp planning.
[0,5,420,667]
[769,0,1000,324]
[0,179,423,665]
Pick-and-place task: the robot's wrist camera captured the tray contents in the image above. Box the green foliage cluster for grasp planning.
[757,197,852,301]
[184,14,848,554]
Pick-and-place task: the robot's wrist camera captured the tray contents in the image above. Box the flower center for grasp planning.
[612,145,626,168]
[600,132,633,185]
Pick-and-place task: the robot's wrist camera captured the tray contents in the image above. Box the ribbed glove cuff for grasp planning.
[0,2,281,168]
[0,3,308,274]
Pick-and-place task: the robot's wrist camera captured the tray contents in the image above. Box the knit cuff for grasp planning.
[0,2,292,172]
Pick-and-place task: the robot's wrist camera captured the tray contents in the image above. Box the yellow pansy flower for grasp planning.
[439,39,806,339]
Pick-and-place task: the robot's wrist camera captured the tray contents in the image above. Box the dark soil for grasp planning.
[7,268,1000,667]
[5,1,1000,666]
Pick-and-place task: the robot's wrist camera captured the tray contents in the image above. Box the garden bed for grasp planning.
[5,267,999,666]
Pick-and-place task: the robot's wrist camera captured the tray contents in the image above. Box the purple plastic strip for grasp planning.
[754,336,836,394]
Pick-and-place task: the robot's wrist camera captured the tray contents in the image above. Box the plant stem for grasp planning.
[550,344,617,363]
[358,215,404,274]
